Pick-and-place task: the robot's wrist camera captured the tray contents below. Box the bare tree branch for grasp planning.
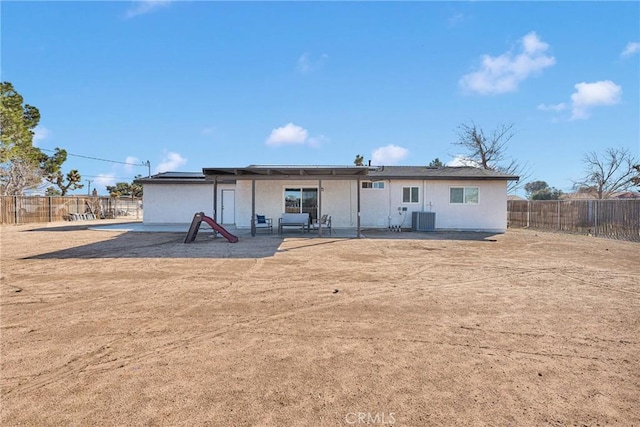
[453,122,526,192]
[0,158,42,195]
[454,122,515,169]
[573,147,638,199]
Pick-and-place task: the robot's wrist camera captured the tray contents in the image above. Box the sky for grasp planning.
[2,0,639,196]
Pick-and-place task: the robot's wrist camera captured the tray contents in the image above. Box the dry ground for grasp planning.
[1,221,639,426]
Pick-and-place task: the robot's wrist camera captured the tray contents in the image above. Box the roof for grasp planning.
[134,171,210,185]
[367,166,519,181]
[136,165,519,184]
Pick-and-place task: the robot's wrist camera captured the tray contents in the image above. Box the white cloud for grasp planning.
[265,122,328,148]
[447,156,480,167]
[125,0,172,19]
[94,174,117,189]
[33,126,51,145]
[459,31,556,95]
[296,53,329,74]
[371,145,409,166]
[265,123,309,147]
[570,80,622,120]
[537,103,567,112]
[155,151,187,173]
[621,42,640,58]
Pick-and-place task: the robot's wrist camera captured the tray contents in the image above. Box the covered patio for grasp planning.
[202,166,371,237]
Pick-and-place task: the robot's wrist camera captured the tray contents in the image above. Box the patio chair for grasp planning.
[254,214,273,234]
[311,214,332,235]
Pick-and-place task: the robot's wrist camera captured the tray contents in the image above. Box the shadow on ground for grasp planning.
[24,222,139,233]
[361,229,501,242]
[22,223,501,260]
[25,231,287,260]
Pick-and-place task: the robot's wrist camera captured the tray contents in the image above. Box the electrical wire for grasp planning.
[39,148,147,167]
[82,175,141,180]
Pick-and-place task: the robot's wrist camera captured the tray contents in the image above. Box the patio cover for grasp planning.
[202,166,372,237]
[202,165,371,180]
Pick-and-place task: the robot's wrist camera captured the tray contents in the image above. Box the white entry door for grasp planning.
[221,190,235,224]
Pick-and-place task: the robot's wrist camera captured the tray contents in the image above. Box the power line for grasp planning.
[39,148,146,167]
[83,175,141,180]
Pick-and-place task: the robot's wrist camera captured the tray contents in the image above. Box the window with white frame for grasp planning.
[362,181,385,189]
[450,187,479,204]
[402,186,419,203]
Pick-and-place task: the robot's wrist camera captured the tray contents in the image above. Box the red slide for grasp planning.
[201,215,239,243]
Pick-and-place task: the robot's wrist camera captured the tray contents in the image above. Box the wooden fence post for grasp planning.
[594,200,598,237]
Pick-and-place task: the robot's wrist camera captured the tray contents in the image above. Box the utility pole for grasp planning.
[86,179,93,195]
[143,160,151,177]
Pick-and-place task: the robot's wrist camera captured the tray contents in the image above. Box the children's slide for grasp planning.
[184,212,239,243]
[200,215,239,243]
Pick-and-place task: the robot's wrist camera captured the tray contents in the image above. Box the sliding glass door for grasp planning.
[285,188,318,221]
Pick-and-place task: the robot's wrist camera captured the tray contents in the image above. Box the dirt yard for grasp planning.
[1,221,639,426]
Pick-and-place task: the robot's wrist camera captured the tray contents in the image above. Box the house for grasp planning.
[135,165,518,233]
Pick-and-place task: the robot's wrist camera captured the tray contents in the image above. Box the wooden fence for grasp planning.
[508,199,640,242]
[0,196,142,225]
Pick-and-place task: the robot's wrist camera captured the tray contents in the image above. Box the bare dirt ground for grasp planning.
[1,221,639,426]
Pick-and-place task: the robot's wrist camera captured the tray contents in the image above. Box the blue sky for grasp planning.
[3,1,639,195]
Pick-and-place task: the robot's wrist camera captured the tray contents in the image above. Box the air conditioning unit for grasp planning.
[412,211,436,232]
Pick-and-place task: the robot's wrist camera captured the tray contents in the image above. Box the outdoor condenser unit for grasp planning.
[412,211,436,232]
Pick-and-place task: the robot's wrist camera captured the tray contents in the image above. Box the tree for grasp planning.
[0,82,41,163]
[428,157,444,168]
[45,186,62,196]
[51,169,83,196]
[1,82,81,195]
[524,181,562,200]
[524,180,547,197]
[354,154,364,166]
[453,122,528,192]
[41,148,83,195]
[531,188,563,200]
[632,164,640,188]
[0,82,43,195]
[106,175,143,198]
[0,159,42,195]
[573,147,638,199]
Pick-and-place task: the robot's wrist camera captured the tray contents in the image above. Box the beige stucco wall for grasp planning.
[142,182,234,224]
[142,178,508,232]
[234,180,358,228]
[426,180,507,231]
[359,179,508,231]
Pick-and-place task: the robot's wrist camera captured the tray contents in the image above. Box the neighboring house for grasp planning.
[135,165,518,233]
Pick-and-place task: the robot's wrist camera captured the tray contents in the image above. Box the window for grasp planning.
[450,187,479,204]
[362,181,385,189]
[402,187,419,203]
[285,188,318,220]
